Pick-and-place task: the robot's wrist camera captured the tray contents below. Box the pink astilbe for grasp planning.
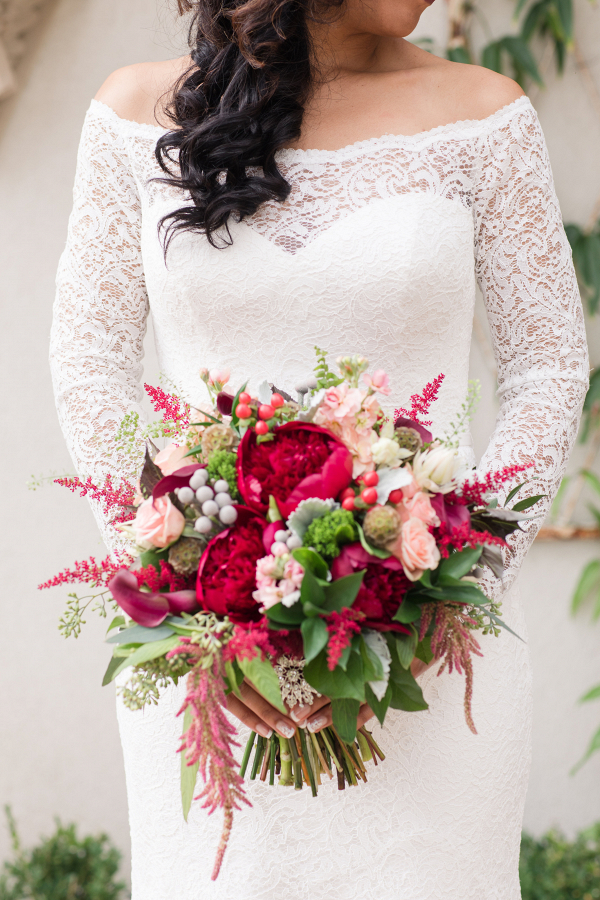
[38,551,134,591]
[326,608,363,671]
[394,374,445,426]
[419,602,483,734]
[144,383,191,429]
[222,623,276,663]
[437,522,507,559]
[460,463,532,508]
[55,474,135,524]
[167,639,250,880]
[134,559,189,593]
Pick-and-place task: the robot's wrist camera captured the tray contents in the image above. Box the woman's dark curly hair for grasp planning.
[155,0,343,248]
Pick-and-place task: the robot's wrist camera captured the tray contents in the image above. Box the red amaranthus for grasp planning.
[460,463,532,507]
[55,474,135,524]
[38,551,134,590]
[167,639,250,880]
[144,383,191,430]
[326,608,363,670]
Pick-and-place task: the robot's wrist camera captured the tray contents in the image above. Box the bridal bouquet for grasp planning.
[40,349,541,879]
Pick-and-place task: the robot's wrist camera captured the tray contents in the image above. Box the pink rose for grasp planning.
[315,384,364,426]
[363,369,391,395]
[394,517,441,582]
[133,496,185,549]
[154,443,190,476]
[401,491,440,528]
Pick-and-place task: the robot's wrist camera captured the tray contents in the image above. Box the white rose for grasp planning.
[412,446,466,493]
[372,437,403,468]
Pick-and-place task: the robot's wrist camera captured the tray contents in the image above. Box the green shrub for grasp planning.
[0,807,126,900]
[520,824,600,900]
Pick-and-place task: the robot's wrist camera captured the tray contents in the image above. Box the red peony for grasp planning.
[237,422,353,519]
[197,507,267,623]
[331,543,411,634]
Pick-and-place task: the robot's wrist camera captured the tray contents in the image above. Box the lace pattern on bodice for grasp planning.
[50,96,588,598]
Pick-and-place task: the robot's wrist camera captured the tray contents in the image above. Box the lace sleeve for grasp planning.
[473,104,589,592]
[50,106,149,547]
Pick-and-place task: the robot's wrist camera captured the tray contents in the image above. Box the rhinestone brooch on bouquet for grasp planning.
[274,656,321,708]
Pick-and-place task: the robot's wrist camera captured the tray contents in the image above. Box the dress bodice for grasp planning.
[50,96,589,592]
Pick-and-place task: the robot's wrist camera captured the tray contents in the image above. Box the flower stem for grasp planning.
[356,730,372,762]
[298,729,318,797]
[269,736,276,785]
[288,734,303,789]
[320,728,343,772]
[310,732,332,778]
[250,735,265,780]
[240,732,256,778]
[278,737,293,786]
[359,727,385,761]
[260,739,271,781]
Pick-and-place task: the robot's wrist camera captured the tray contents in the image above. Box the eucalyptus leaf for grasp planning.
[105,635,180,684]
[106,623,175,645]
[106,616,126,634]
[102,655,125,687]
[239,656,286,714]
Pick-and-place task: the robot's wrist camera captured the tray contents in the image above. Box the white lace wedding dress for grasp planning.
[50,95,588,899]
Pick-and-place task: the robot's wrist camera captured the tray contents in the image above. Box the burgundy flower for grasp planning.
[197,507,267,623]
[331,543,411,634]
[431,491,471,531]
[108,569,198,628]
[216,391,235,417]
[237,422,353,519]
[394,416,432,444]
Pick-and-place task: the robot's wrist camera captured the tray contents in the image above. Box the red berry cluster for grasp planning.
[341,471,380,511]
[235,391,285,435]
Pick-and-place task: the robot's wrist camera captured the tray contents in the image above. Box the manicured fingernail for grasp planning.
[307,716,326,733]
[256,724,273,739]
[276,721,295,739]
[290,705,310,722]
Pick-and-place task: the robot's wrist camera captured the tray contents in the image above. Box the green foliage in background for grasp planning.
[0,808,126,900]
[520,824,600,900]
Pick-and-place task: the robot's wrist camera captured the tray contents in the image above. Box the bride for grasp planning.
[50,0,588,896]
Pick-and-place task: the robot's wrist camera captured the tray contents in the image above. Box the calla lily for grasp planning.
[152,463,205,501]
[108,569,198,628]
[431,493,471,530]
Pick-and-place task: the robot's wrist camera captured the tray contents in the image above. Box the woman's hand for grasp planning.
[225,679,298,739]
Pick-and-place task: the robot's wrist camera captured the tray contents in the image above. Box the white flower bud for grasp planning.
[286,534,303,550]
[189,469,208,490]
[213,479,230,494]
[194,516,213,534]
[215,492,233,508]
[177,487,195,504]
[219,505,238,525]
[202,499,219,517]
[195,485,214,503]
[274,529,289,543]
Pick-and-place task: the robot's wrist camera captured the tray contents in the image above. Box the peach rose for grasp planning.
[154,443,190,476]
[401,491,440,528]
[133,496,185,549]
[396,517,441,582]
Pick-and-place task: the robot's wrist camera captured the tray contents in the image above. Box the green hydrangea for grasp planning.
[303,509,357,560]
[206,449,240,500]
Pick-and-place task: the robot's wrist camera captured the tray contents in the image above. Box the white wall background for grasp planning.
[1,0,600,881]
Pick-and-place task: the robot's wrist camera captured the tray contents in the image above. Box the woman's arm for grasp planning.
[50,104,149,547]
[473,103,589,592]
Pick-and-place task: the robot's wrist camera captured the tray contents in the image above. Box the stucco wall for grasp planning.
[1,0,599,877]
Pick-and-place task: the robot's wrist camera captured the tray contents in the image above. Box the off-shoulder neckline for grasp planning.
[88,94,534,158]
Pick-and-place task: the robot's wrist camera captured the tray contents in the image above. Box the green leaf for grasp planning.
[572,559,600,613]
[106,623,175,645]
[436,583,487,605]
[304,649,365,702]
[140,547,169,571]
[438,547,482,581]
[447,46,472,65]
[579,684,600,704]
[582,470,600,498]
[502,36,543,85]
[505,482,527,505]
[587,504,600,529]
[571,724,600,774]
[106,635,180,684]
[300,567,326,612]
[393,596,422,624]
[396,628,418,670]
[520,0,548,41]
[359,636,384,682]
[301,617,329,663]
[512,494,546,512]
[415,635,433,666]
[180,709,199,822]
[225,660,244,698]
[331,698,361,743]
[555,0,573,42]
[265,601,305,627]
[238,656,286,714]
[230,380,249,429]
[106,615,126,634]
[292,548,329,580]
[364,683,392,727]
[102,655,125,687]
[356,524,391,559]
[481,40,503,74]
[388,663,428,712]
[321,571,365,613]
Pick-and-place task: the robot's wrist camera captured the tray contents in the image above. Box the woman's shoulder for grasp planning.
[94,56,191,127]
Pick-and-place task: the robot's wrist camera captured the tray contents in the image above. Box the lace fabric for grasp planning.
[50,95,588,899]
